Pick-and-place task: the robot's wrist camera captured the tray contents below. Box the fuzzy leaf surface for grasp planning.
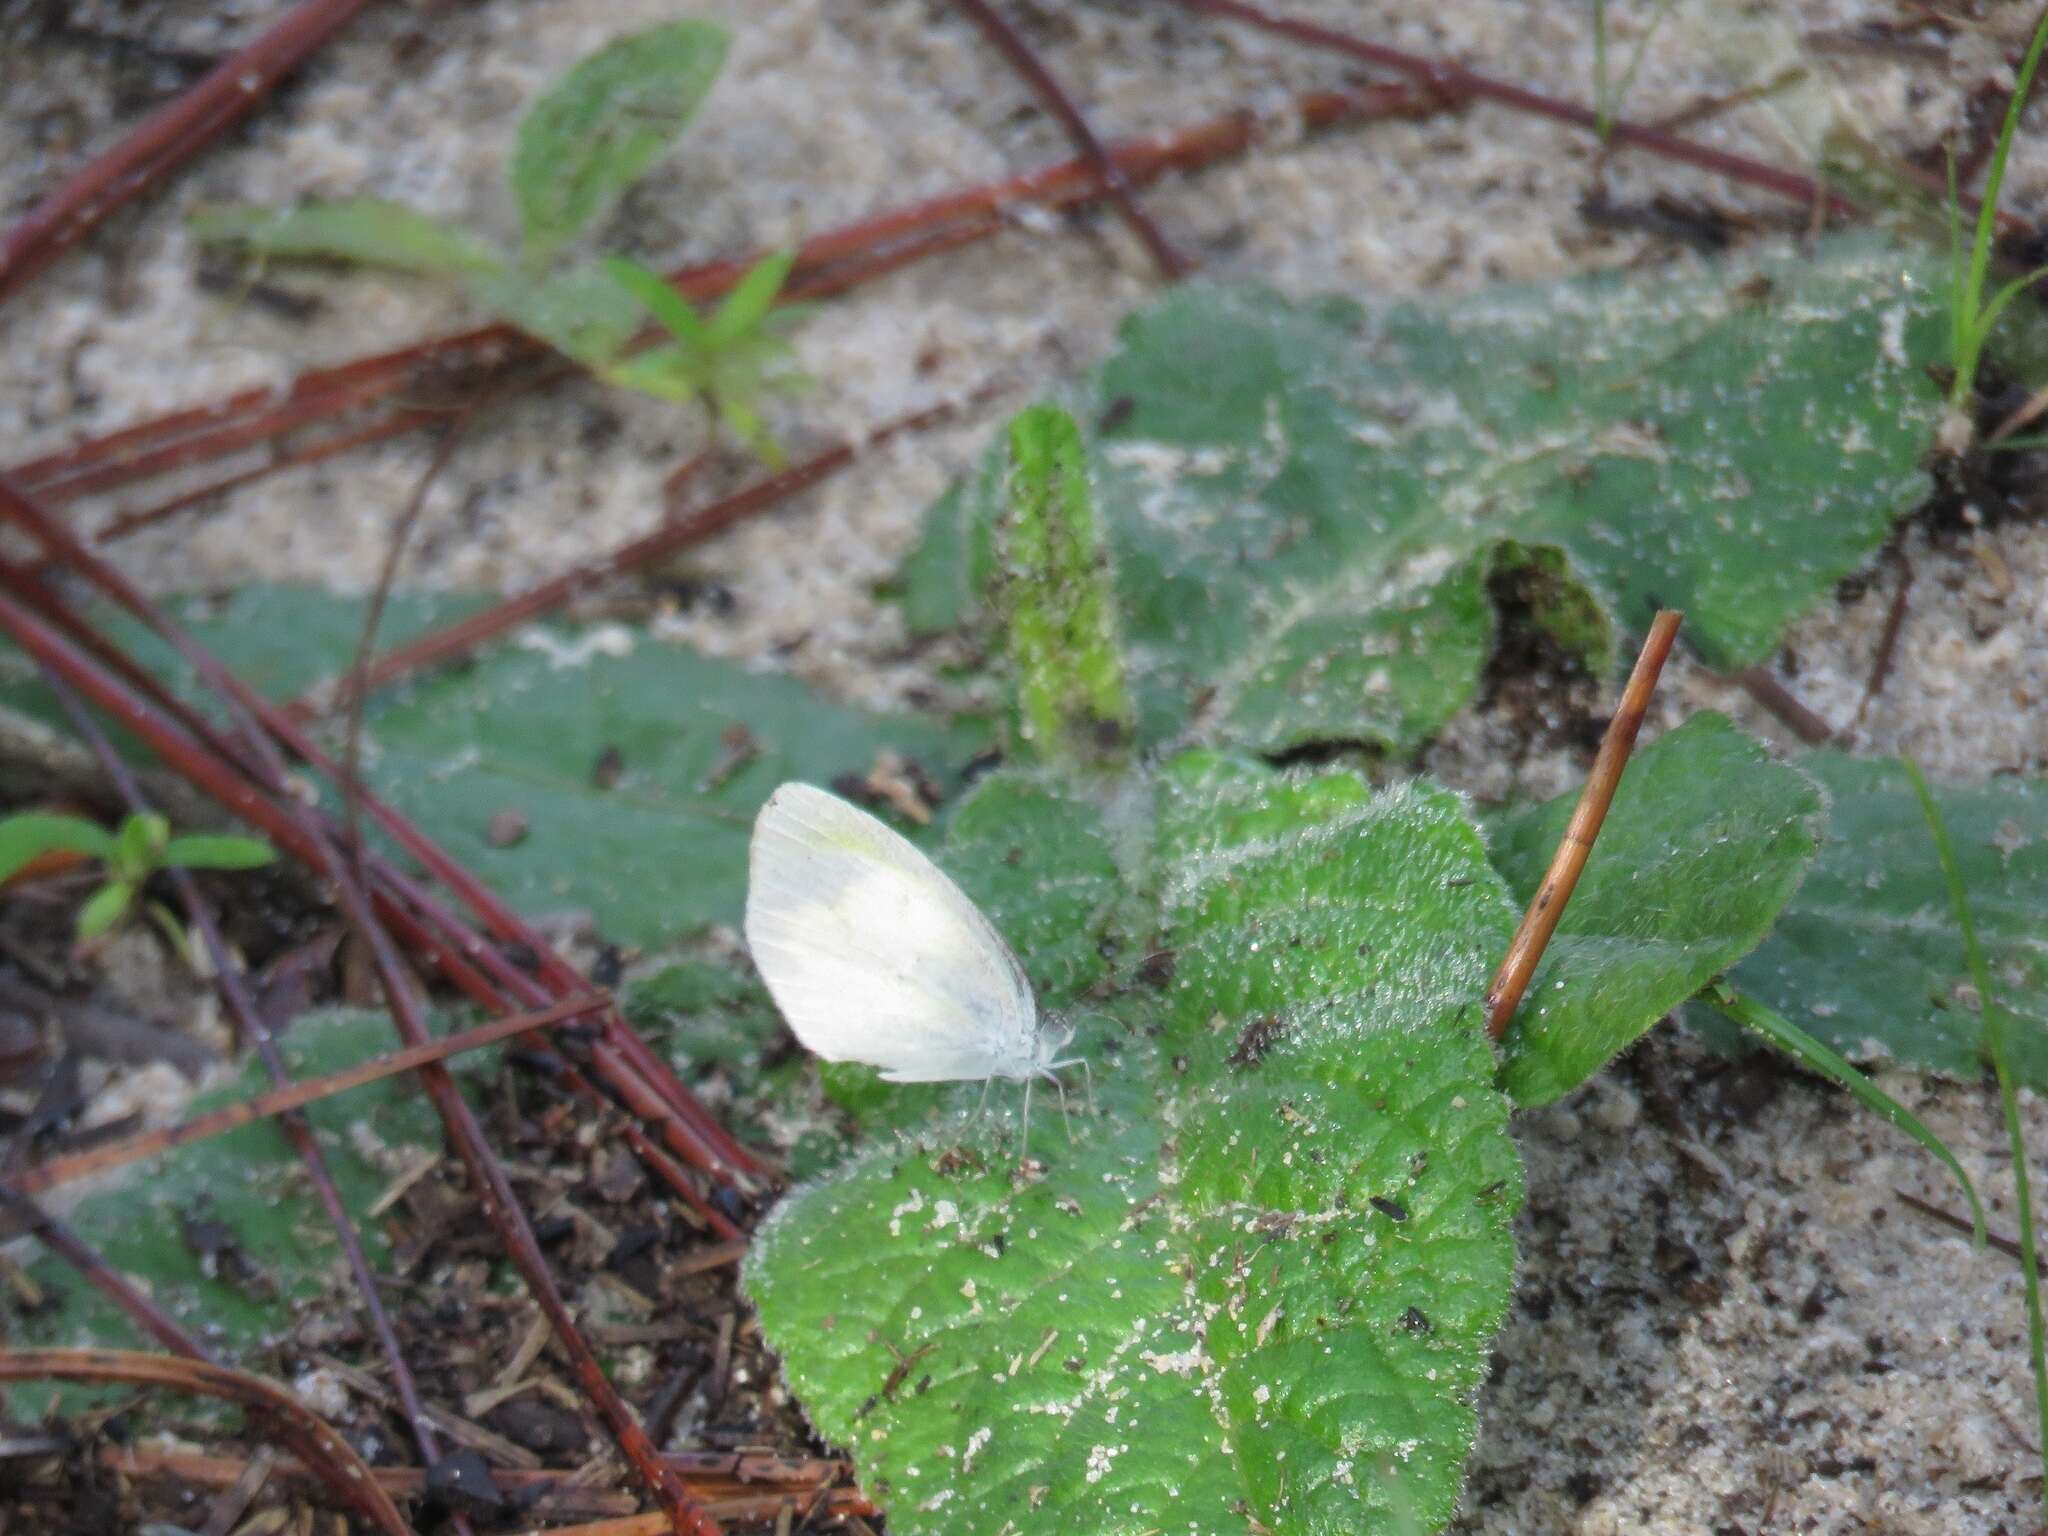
[1485,714,1824,1104]
[1712,753,2048,1084]
[898,238,1953,755]
[748,755,1523,1534]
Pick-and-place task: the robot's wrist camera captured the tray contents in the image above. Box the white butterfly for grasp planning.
[744,782,1086,1139]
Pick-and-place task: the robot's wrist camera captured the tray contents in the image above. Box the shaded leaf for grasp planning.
[190,199,506,277]
[748,753,1523,1535]
[18,1012,450,1382]
[1713,752,2048,1085]
[898,238,1961,756]
[0,589,989,948]
[1486,714,1823,1105]
[512,20,730,262]
[75,879,133,939]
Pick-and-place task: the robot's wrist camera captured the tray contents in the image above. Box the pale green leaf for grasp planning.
[0,812,116,882]
[511,20,730,262]
[189,199,506,277]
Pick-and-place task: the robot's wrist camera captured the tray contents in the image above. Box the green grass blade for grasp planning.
[602,257,712,347]
[706,248,796,347]
[1703,981,1983,1245]
[1904,756,2048,1488]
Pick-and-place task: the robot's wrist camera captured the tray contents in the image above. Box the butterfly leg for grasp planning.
[973,1075,995,1123]
[1020,1075,1035,1159]
[1041,1068,1075,1143]
[1075,1058,1097,1117]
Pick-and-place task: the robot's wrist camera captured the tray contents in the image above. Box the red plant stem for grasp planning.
[1175,0,1865,212]
[42,673,462,1508]
[310,384,1009,713]
[0,1349,412,1536]
[0,582,720,1536]
[9,82,1441,501]
[0,1186,210,1359]
[0,0,375,307]
[0,473,755,1183]
[0,539,746,1240]
[946,0,1190,277]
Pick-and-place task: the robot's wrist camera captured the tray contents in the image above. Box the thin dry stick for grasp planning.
[0,476,752,1181]
[8,82,1442,502]
[1852,552,1913,729]
[0,0,374,306]
[0,1348,411,1536]
[302,383,1010,715]
[0,578,721,1534]
[42,671,468,1529]
[1485,610,1683,1040]
[1727,664,1835,746]
[946,0,1191,277]
[0,1185,209,1359]
[12,995,607,1197]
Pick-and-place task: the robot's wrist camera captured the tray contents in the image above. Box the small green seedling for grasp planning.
[191,21,802,465]
[1590,0,1680,142]
[0,810,274,946]
[1941,6,2048,445]
[600,252,807,467]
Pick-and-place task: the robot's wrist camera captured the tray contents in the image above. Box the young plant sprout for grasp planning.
[744,781,1088,1152]
[0,809,274,948]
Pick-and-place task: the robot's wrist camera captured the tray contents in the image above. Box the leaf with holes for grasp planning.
[897,236,1963,757]
[1709,752,2048,1085]
[747,753,1523,1534]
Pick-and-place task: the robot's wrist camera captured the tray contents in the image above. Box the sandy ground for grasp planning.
[5,0,2048,1530]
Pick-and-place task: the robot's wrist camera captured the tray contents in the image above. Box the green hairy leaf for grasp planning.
[190,199,506,277]
[748,754,1524,1535]
[1486,714,1824,1105]
[997,407,1135,766]
[512,20,731,262]
[1715,752,2048,1085]
[899,237,1961,755]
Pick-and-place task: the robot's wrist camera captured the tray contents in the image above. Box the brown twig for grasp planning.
[0,493,731,1529]
[1167,0,2042,233]
[1486,611,1683,1039]
[0,1185,209,1359]
[1727,664,1836,746]
[0,1348,410,1536]
[301,382,1011,715]
[946,0,1190,277]
[11,995,607,1197]
[1853,553,1914,729]
[41,671,467,1528]
[9,83,1443,505]
[0,0,375,306]
[1896,1187,2023,1261]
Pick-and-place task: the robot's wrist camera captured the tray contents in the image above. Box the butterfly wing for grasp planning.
[744,783,1038,1082]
